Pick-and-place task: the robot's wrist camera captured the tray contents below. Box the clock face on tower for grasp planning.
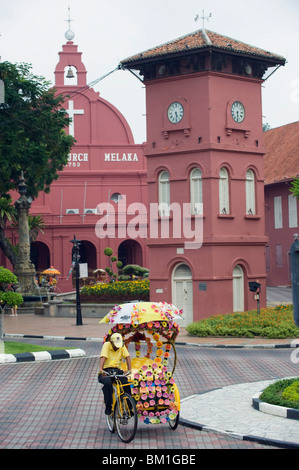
[167,101,184,123]
[231,101,245,123]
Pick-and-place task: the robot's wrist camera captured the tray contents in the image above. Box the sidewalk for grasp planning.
[3,285,294,346]
[2,313,296,348]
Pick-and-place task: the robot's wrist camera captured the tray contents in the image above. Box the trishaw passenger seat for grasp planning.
[123,356,154,375]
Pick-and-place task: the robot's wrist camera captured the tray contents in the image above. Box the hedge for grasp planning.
[80,279,150,303]
[259,378,299,410]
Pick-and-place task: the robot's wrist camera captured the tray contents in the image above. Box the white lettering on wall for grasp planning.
[104,153,139,162]
[67,153,88,167]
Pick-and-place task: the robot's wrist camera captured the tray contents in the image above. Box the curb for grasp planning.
[4,333,101,342]
[178,341,299,349]
[179,417,299,449]
[252,394,299,421]
[0,348,86,363]
[4,334,298,349]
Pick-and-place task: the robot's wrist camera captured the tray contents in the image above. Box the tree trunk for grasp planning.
[0,225,19,267]
[0,306,4,339]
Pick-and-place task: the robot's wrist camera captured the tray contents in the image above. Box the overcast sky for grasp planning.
[1,0,298,143]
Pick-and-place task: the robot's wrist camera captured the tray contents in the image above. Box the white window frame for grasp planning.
[159,171,170,216]
[219,167,230,214]
[190,168,202,214]
[274,196,283,229]
[233,265,244,312]
[246,169,256,214]
[288,194,298,228]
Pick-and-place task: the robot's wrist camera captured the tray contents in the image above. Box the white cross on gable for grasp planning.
[67,100,84,137]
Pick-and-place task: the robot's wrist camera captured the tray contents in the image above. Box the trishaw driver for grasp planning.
[98,333,132,415]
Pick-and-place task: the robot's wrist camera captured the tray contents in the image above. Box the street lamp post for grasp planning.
[70,235,83,326]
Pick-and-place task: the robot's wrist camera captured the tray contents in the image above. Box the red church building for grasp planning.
[1,28,286,324]
[29,35,148,293]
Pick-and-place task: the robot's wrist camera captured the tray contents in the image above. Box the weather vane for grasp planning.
[65,6,75,41]
[195,10,212,29]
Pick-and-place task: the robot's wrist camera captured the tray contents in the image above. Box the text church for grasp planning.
[1,24,286,323]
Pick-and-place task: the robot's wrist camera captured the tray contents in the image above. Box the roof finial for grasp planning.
[195,9,212,30]
[65,6,75,41]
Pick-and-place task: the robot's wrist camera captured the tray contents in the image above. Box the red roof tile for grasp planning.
[121,29,285,65]
[263,121,299,184]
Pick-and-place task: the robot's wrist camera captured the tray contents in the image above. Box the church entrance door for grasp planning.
[172,263,193,327]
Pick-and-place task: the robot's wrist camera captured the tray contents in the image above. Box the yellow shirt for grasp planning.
[100,341,130,369]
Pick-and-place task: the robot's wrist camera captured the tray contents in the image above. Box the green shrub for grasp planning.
[260,378,299,410]
[186,304,299,339]
[123,264,149,278]
[282,380,299,403]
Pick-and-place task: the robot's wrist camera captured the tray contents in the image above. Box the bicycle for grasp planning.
[105,371,138,443]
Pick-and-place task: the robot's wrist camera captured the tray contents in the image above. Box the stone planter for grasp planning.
[41,300,115,319]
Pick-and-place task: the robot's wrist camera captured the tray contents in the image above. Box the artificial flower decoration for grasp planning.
[101,301,182,424]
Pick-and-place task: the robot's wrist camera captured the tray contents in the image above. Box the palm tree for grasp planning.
[0,196,16,230]
[28,215,45,244]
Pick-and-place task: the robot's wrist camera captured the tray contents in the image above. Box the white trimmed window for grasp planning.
[219,167,230,214]
[190,168,202,214]
[246,169,256,214]
[288,194,298,228]
[274,196,283,229]
[233,265,244,312]
[159,170,170,216]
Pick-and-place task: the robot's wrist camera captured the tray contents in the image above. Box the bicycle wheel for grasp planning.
[114,393,137,443]
[169,411,180,430]
[106,412,115,433]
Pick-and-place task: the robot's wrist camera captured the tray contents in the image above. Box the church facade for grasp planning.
[1,29,285,323]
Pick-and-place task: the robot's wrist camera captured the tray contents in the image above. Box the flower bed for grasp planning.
[186,304,299,339]
[80,279,149,303]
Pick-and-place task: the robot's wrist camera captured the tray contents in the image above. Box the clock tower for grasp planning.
[121,29,285,324]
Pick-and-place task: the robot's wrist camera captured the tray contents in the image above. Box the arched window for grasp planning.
[233,265,244,312]
[219,167,230,214]
[159,171,170,216]
[246,169,256,214]
[190,168,202,214]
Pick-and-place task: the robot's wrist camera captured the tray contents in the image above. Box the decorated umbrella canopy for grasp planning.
[100,301,183,326]
[100,301,183,372]
[42,266,61,275]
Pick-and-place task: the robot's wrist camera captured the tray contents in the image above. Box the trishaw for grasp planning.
[99,301,183,442]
